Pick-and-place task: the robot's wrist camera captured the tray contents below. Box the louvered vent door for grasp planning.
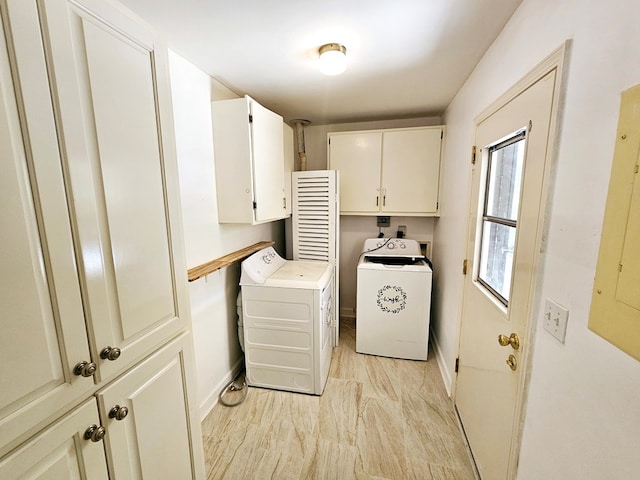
[292,170,340,345]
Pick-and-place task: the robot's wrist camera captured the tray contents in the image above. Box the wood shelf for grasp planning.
[187,241,275,282]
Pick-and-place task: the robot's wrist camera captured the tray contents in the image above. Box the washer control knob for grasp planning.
[399,242,406,249]
[387,242,395,249]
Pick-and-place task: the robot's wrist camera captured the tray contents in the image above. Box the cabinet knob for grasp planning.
[73,361,97,377]
[84,424,106,442]
[108,405,129,421]
[100,346,122,361]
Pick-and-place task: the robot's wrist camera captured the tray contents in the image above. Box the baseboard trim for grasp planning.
[199,357,244,421]
[431,330,453,397]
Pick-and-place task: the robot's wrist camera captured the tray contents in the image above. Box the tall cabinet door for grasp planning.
[97,334,205,479]
[38,0,190,381]
[0,1,94,457]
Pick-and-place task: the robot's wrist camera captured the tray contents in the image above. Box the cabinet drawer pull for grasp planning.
[109,405,129,421]
[100,346,122,361]
[376,196,379,206]
[73,361,97,377]
[84,424,106,442]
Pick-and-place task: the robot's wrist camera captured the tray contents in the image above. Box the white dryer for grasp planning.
[356,238,432,360]
[240,246,333,395]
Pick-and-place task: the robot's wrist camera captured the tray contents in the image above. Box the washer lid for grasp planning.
[265,260,332,289]
[240,246,287,285]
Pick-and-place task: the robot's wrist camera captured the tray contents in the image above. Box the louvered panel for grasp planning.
[292,170,340,346]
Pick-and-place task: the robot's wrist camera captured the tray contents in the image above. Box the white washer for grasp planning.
[356,238,432,360]
[240,246,333,395]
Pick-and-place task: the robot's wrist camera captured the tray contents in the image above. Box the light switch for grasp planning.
[543,299,569,343]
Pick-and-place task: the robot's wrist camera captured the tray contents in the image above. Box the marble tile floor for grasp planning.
[201,318,476,480]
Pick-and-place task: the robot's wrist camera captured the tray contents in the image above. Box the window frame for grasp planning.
[476,130,527,307]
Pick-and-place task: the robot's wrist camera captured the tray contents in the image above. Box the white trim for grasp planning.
[199,357,244,421]
[430,330,453,397]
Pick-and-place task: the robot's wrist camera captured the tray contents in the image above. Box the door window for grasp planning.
[477,131,526,305]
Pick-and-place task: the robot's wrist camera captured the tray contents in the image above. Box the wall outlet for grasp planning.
[543,299,569,343]
[377,216,390,227]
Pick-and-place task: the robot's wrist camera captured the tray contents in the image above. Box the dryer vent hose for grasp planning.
[292,119,310,171]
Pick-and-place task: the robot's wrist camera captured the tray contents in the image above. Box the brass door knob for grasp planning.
[506,354,518,371]
[73,361,97,377]
[84,424,106,442]
[498,333,520,350]
[109,405,129,421]
[100,346,122,361]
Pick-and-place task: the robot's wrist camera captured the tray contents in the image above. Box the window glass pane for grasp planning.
[486,138,525,221]
[479,221,516,303]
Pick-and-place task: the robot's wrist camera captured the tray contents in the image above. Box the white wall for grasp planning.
[168,51,284,418]
[433,0,640,478]
[303,117,441,315]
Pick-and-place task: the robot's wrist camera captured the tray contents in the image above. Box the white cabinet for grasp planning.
[283,122,295,216]
[0,0,204,477]
[97,334,203,479]
[0,400,109,479]
[328,126,444,216]
[212,95,287,224]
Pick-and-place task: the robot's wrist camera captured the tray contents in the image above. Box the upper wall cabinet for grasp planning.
[328,126,444,216]
[212,95,287,224]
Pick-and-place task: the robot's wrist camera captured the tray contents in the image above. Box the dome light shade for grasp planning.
[318,43,347,76]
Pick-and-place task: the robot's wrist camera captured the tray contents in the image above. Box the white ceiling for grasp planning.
[118,0,522,125]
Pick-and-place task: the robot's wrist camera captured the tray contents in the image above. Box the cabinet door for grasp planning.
[0,399,109,479]
[0,1,95,457]
[250,99,286,222]
[283,122,294,216]
[39,0,190,381]
[329,132,382,213]
[97,334,205,480]
[381,127,442,214]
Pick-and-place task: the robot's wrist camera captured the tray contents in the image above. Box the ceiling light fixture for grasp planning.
[318,43,347,76]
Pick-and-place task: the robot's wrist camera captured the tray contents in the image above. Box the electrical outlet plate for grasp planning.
[543,299,569,343]
[377,216,390,227]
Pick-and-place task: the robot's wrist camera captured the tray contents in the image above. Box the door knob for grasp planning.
[74,361,97,377]
[84,424,106,442]
[506,354,518,371]
[100,346,122,361]
[109,405,129,421]
[498,333,520,350]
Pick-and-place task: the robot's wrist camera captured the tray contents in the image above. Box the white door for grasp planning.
[0,399,109,479]
[329,131,382,213]
[381,127,442,214]
[251,98,285,222]
[455,65,560,479]
[0,2,94,456]
[97,334,204,479]
[38,0,190,382]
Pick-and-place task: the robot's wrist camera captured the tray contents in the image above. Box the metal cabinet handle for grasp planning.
[506,354,518,371]
[383,195,386,206]
[376,196,379,206]
[73,361,97,377]
[109,405,129,421]
[84,424,106,442]
[100,346,122,361]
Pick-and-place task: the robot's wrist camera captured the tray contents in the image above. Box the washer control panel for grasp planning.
[363,238,423,257]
